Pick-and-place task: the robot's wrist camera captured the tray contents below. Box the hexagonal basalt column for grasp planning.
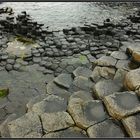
[7,112,42,138]
[67,99,108,129]
[122,113,140,137]
[31,95,67,115]
[54,73,73,89]
[93,79,122,100]
[41,111,74,132]
[103,91,140,120]
[87,119,125,138]
[43,127,88,138]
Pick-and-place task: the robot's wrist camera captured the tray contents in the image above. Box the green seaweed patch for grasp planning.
[15,35,36,45]
[0,88,9,98]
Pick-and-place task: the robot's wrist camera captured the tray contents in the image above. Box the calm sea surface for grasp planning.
[0,2,139,30]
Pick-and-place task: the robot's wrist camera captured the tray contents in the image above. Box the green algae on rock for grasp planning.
[0,88,9,98]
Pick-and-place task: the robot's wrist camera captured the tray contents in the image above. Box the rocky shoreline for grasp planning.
[0,7,140,138]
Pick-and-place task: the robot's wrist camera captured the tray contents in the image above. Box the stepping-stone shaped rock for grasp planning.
[31,95,67,115]
[33,57,41,63]
[93,79,122,100]
[72,76,94,92]
[114,69,128,83]
[73,67,92,78]
[46,81,71,100]
[8,112,42,138]
[93,56,117,67]
[69,90,93,103]
[122,113,140,137]
[87,119,125,138]
[103,91,140,120]
[91,66,116,82]
[124,68,140,91]
[0,113,18,138]
[54,74,73,89]
[43,127,88,138]
[26,94,48,112]
[67,99,108,129]
[41,111,74,132]
[116,60,130,70]
[111,51,128,60]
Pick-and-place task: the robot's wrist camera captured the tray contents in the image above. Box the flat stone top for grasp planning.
[103,91,140,120]
[122,113,140,137]
[54,73,73,89]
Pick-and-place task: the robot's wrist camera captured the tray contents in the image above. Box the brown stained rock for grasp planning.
[126,43,140,63]
[93,56,117,67]
[87,119,125,138]
[93,79,122,100]
[111,51,128,60]
[8,112,42,138]
[124,68,140,91]
[54,73,73,89]
[43,127,88,138]
[31,95,67,115]
[41,111,74,132]
[73,66,92,78]
[122,113,140,138]
[90,66,116,82]
[67,99,108,129]
[103,91,140,120]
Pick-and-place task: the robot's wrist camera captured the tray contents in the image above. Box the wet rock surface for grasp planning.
[0,7,140,138]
